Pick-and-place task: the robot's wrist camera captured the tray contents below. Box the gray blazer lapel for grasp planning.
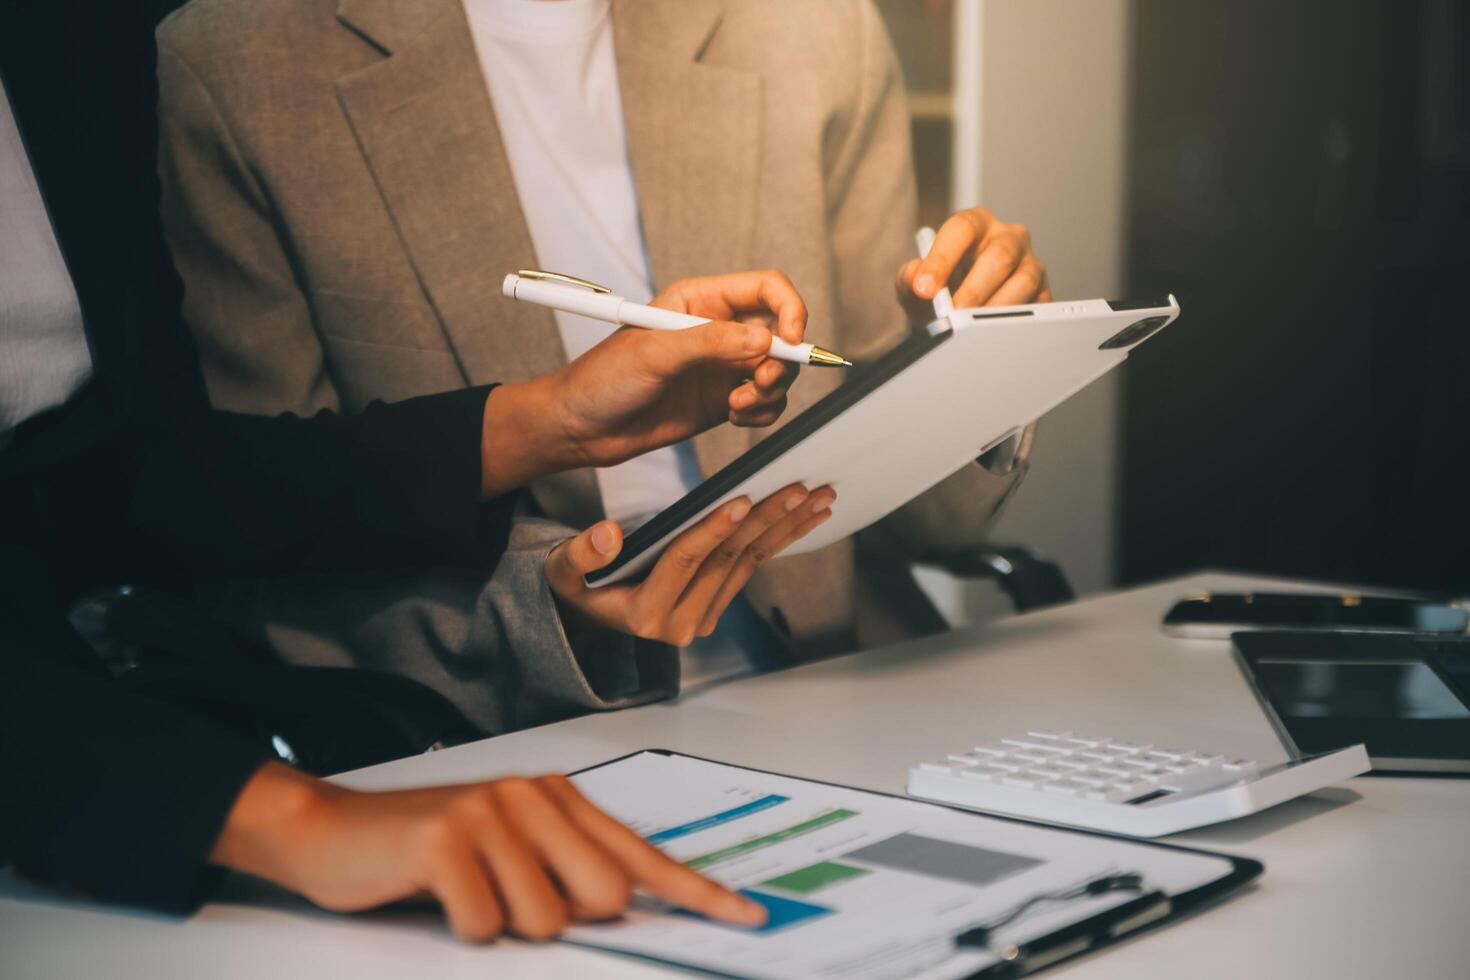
[613,0,766,478]
[336,0,602,526]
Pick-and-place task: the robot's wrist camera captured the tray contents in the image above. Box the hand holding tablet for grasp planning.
[586,295,1181,588]
[546,483,836,647]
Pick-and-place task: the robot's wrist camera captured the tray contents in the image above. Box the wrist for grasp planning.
[480,376,578,498]
[210,762,337,884]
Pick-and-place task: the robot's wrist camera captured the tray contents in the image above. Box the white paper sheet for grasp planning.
[565,753,1239,980]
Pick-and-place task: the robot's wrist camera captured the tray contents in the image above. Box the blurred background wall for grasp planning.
[1121,0,1469,595]
[878,0,1134,622]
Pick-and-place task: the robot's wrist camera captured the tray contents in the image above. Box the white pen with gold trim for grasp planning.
[502,269,852,367]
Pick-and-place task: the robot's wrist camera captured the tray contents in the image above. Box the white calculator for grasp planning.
[907,730,1369,837]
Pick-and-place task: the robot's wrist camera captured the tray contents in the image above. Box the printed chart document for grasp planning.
[565,752,1248,980]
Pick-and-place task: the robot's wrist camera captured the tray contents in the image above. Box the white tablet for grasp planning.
[586,296,1181,587]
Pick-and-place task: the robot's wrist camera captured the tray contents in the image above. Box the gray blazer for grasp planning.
[156,0,1032,731]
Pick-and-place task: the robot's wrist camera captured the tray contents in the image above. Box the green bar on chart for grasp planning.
[684,809,858,870]
[762,861,870,895]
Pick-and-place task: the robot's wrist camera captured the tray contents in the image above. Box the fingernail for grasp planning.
[914,273,935,296]
[727,499,752,522]
[784,491,808,512]
[814,489,837,509]
[591,524,618,555]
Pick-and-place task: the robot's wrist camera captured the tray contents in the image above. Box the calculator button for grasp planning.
[1009,751,1049,764]
[947,753,983,766]
[1146,749,1187,763]
[1068,773,1109,787]
[1027,730,1072,742]
[1062,735,1105,748]
[1093,765,1133,778]
[1003,739,1068,755]
[1001,775,1038,789]
[984,758,1025,772]
[1024,766,1070,781]
[1106,742,1153,755]
[1052,758,1089,770]
[973,743,1011,757]
[958,767,997,782]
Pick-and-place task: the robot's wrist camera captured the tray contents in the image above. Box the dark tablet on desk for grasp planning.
[1233,630,1470,774]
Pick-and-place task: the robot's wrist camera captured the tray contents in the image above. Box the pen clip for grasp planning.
[955,871,1151,955]
[517,269,613,294]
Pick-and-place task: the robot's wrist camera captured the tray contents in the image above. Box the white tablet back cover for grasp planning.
[588,297,1179,587]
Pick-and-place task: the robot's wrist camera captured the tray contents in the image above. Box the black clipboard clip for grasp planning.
[956,872,1173,976]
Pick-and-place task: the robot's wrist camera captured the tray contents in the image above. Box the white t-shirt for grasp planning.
[464,0,781,687]
[464,0,700,530]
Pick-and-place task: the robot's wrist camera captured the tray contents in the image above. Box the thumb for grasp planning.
[547,521,624,585]
[663,320,771,372]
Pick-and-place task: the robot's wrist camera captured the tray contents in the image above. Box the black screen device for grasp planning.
[585,323,954,585]
[1162,592,1468,639]
[1233,631,1470,774]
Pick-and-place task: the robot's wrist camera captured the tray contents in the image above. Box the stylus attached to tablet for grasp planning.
[576,292,1181,588]
[503,251,1181,590]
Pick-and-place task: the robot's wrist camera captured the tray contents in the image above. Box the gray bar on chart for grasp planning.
[843,833,1041,888]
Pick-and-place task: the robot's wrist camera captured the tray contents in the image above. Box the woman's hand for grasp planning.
[212,762,767,943]
[545,484,836,646]
[481,270,808,499]
[896,206,1051,318]
[550,270,808,464]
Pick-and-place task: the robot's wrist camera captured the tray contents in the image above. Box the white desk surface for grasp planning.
[4,572,1467,979]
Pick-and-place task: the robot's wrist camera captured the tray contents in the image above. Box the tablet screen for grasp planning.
[1252,659,1470,721]
[585,323,955,585]
[1233,632,1470,769]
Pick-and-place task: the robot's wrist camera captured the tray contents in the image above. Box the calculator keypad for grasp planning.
[917,731,1261,805]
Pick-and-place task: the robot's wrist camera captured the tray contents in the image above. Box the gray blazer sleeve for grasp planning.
[204,516,677,734]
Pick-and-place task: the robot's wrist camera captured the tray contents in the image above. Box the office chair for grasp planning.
[920,543,1076,614]
[79,541,1072,776]
[77,585,480,776]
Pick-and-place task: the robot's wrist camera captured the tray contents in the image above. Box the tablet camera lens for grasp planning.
[1100,315,1170,350]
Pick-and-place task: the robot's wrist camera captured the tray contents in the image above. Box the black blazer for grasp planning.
[0,1,514,913]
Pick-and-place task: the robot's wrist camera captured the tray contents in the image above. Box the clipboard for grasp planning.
[563,750,1260,979]
[587,296,1181,587]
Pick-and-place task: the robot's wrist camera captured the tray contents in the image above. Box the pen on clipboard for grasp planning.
[502,270,852,368]
[915,226,954,319]
[954,871,1170,974]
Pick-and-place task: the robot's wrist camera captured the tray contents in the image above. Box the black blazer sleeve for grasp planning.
[0,0,518,915]
[41,382,512,593]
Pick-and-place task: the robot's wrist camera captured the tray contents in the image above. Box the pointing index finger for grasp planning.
[536,776,768,927]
